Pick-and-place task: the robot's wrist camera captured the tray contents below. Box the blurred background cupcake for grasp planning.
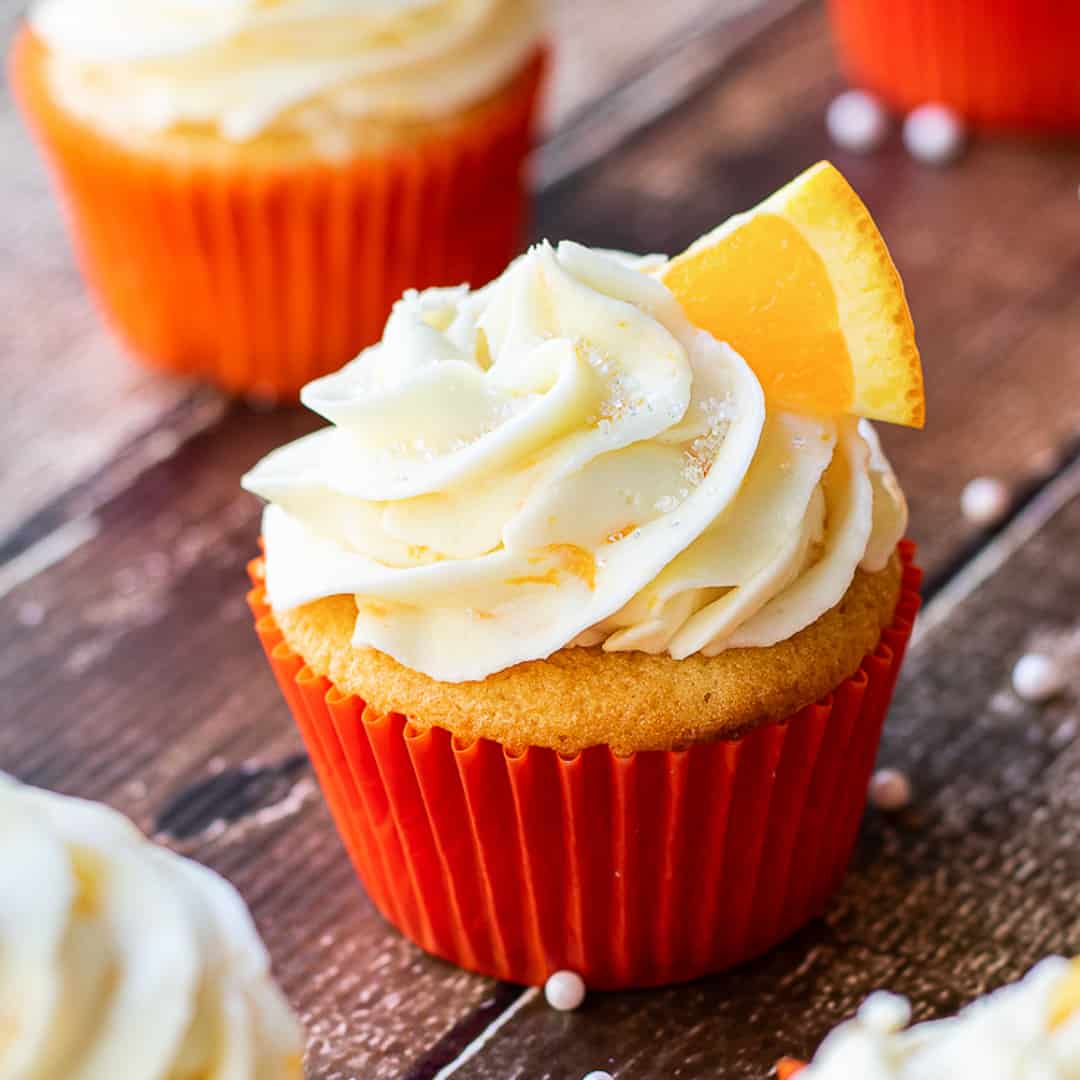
[827,0,1080,132]
[0,771,304,1077]
[9,0,546,400]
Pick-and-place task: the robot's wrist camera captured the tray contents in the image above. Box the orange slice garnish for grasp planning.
[658,161,924,428]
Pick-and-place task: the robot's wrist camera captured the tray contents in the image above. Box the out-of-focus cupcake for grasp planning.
[9,0,546,399]
[243,162,924,988]
[779,956,1080,1077]
[0,772,304,1077]
[827,0,1080,132]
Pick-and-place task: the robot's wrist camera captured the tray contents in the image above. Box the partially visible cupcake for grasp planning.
[780,956,1080,1077]
[0,772,304,1077]
[9,0,545,399]
[244,162,924,988]
[827,0,1080,132]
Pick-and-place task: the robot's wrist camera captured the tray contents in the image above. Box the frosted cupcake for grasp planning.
[244,162,924,988]
[779,956,1080,1077]
[10,0,545,399]
[0,772,303,1077]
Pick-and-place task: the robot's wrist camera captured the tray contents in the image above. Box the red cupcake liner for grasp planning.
[9,28,546,399]
[247,543,921,989]
[827,0,1080,132]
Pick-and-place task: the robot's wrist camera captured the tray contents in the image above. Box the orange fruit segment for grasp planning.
[658,161,924,428]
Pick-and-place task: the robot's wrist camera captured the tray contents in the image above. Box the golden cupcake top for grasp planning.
[0,773,304,1078]
[28,0,543,141]
[793,957,1080,1078]
[244,162,923,684]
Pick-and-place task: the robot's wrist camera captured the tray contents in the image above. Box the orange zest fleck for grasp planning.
[509,544,597,590]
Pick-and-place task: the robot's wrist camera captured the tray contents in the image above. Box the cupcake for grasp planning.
[0,772,303,1077]
[243,162,925,988]
[9,0,546,400]
[779,956,1080,1077]
[827,0,1080,132]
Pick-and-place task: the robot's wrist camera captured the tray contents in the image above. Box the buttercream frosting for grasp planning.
[243,241,907,683]
[799,958,1080,1079]
[0,773,304,1079]
[29,0,542,140]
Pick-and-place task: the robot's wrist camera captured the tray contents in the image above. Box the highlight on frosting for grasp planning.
[0,772,303,1079]
[797,958,1080,1078]
[30,0,543,141]
[243,241,908,683]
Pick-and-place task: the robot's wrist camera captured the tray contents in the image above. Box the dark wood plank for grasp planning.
[446,456,1080,1079]
[546,0,775,133]
[3,2,1080,1077]
[538,0,807,187]
[536,2,1080,582]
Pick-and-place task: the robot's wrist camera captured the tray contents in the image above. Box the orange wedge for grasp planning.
[658,161,924,428]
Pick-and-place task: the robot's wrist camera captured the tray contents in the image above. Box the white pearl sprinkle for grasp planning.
[16,601,45,627]
[869,768,911,812]
[858,991,912,1033]
[1012,653,1065,703]
[826,90,890,154]
[583,1073,614,1080]
[960,476,1009,526]
[903,103,967,165]
[545,970,587,1011]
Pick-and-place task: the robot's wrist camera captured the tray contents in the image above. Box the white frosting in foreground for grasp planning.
[30,0,542,140]
[0,773,303,1080]
[243,242,908,683]
[801,958,1080,1079]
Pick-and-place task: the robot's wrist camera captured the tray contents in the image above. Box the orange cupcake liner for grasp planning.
[247,543,921,989]
[9,28,546,399]
[777,1060,806,1079]
[827,0,1080,132]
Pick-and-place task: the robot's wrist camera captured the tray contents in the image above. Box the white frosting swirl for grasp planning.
[800,959,1080,1079]
[29,0,542,140]
[0,773,304,1080]
[243,241,907,683]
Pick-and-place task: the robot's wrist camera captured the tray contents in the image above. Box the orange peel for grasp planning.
[658,161,924,428]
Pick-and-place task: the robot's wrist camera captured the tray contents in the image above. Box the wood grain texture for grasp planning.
[2,0,1080,1077]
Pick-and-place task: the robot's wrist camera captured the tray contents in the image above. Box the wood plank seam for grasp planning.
[0,511,99,599]
[914,441,1080,646]
[429,987,539,1080]
[0,389,226,565]
[535,0,809,191]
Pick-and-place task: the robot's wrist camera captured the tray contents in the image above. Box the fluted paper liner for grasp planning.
[248,543,921,989]
[10,29,545,399]
[828,0,1080,132]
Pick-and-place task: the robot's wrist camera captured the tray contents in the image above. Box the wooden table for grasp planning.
[3,2,1080,1076]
